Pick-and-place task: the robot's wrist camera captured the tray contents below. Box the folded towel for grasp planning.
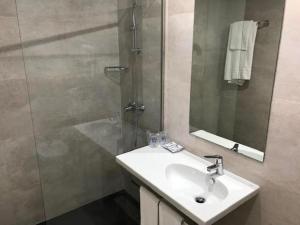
[224,20,258,86]
[159,201,188,225]
[140,187,160,225]
[229,21,247,50]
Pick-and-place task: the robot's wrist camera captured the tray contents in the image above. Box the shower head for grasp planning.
[132,0,137,7]
[131,1,137,30]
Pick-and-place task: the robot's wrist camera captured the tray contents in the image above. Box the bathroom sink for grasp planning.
[116,146,259,225]
[166,164,228,204]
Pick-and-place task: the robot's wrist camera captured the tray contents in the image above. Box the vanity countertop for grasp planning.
[116,146,259,225]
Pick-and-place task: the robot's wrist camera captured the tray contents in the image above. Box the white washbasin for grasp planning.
[116,146,259,225]
[166,164,228,204]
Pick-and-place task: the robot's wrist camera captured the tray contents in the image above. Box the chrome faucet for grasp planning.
[124,102,145,112]
[204,155,224,176]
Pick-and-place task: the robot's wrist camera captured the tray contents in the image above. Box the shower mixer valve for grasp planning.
[124,102,145,112]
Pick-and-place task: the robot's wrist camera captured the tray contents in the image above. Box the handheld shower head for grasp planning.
[132,0,137,7]
[131,1,137,30]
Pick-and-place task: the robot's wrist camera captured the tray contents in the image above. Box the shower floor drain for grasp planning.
[195,196,206,204]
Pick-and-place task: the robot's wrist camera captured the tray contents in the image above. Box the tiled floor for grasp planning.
[38,191,140,225]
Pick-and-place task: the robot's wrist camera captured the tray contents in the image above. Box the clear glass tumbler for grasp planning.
[147,132,159,148]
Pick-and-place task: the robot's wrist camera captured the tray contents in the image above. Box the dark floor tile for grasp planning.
[38,191,139,225]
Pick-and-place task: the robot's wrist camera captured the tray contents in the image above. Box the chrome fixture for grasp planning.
[257,19,270,29]
[126,0,144,148]
[131,48,142,53]
[204,155,224,176]
[130,1,142,54]
[231,143,239,153]
[124,102,145,112]
[104,66,128,74]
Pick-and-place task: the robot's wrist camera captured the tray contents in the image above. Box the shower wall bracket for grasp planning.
[104,66,129,74]
[131,48,142,54]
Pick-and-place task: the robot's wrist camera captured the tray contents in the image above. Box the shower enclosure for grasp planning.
[13,0,162,223]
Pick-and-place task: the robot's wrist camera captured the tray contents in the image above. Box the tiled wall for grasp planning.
[190,0,246,135]
[0,0,163,224]
[233,0,285,151]
[1,0,123,224]
[118,0,162,151]
[0,0,44,224]
[16,0,124,220]
[164,0,300,224]
[140,0,162,132]
[118,0,146,150]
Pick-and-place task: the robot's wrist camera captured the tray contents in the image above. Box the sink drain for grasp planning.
[195,196,206,204]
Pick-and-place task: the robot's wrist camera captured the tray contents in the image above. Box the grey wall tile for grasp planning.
[0,16,20,47]
[232,0,285,150]
[0,0,162,224]
[0,0,17,16]
[118,0,162,151]
[0,55,27,81]
[8,0,122,221]
[0,184,44,225]
[0,80,44,225]
[35,126,123,219]
[0,3,45,223]
[190,0,244,135]
[0,80,34,141]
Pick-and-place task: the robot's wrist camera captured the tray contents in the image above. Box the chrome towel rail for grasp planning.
[257,20,269,29]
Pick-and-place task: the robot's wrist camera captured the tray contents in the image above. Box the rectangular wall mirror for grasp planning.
[189,0,285,162]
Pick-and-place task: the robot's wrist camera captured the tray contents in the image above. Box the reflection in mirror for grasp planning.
[189,0,285,162]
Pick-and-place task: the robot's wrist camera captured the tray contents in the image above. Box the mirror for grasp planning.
[189,0,285,162]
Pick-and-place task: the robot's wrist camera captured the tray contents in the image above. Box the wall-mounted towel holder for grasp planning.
[257,20,270,29]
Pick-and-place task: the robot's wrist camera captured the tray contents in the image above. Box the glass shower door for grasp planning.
[14,0,162,223]
[16,0,124,220]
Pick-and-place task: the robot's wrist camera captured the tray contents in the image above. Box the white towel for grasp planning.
[224,20,258,86]
[159,201,188,225]
[140,187,160,225]
[229,21,247,50]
